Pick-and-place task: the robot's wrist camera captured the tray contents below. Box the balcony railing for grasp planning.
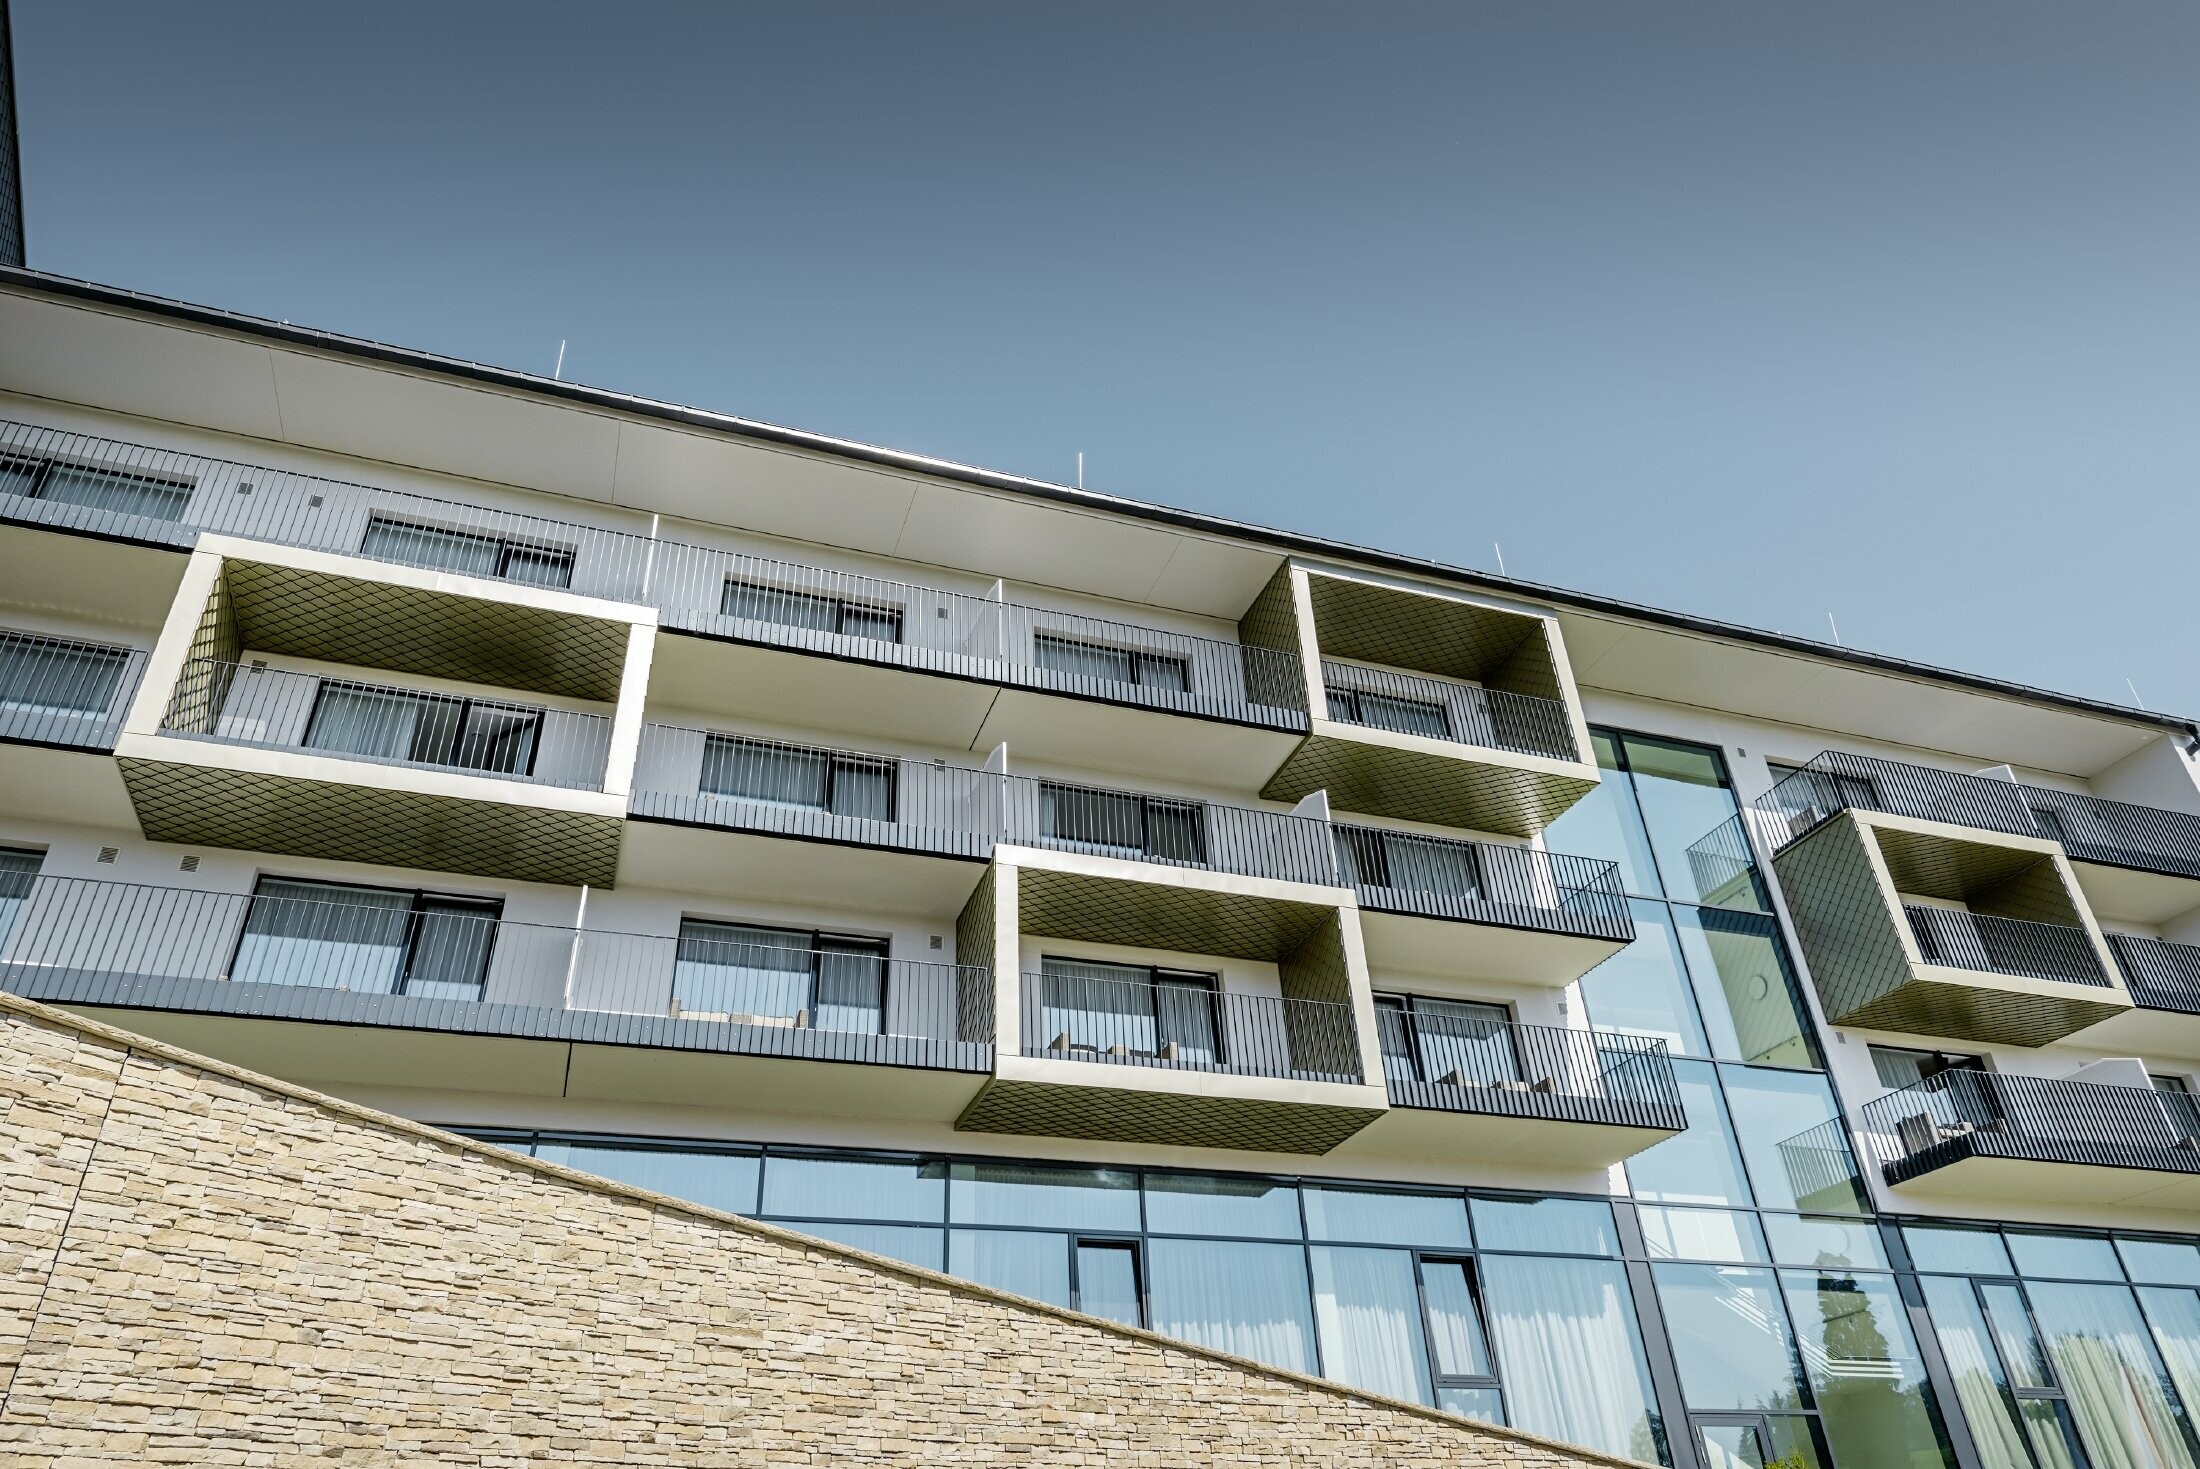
[1902,905,2109,986]
[2108,932,2200,1014]
[1019,970,1363,1084]
[1856,1068,2200,1188]
[1003,774,1338,887]
[0,419,1305,728]
[1333,823,1632,942]
[0,629,148,750]
[0,874,993,1069]
[1746,750,2200,882]
[157,659,613,790]
[1319,659,1576,762]
[1376,1011,1683,1130]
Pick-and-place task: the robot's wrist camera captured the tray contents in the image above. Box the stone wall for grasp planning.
[0,994,1645,1467]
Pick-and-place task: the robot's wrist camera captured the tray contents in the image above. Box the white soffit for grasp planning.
[1560,612,2156,777]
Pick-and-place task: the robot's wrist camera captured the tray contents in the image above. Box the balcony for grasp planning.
[0,873,992,1121]
[2073,934,2200,1056]
[1853,1068,2200,1211]
[1254,566,1599,837]
[623,726,1340,909]
[1770,804,2129,1046]
[0,628,149,829]
[955,846,1387,1153]
[1359,1012,1685,1165]
[0,418,1308,786]
[1752,751,2200,926]
[1333,822,1633,984]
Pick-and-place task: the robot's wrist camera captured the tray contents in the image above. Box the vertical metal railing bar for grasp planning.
[2110,933,2200,1013]
[1318,658,1578,761]
[0,629,147,749]
[1858,1068,2200,1178]
[1330,822,1632,939]
[1019,970,1362,1083]
[1901,905,2108,986]
[1373,1010,1682,1128]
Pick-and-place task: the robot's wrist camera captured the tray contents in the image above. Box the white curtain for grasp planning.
[1310,1246,1432,1404]
[674,921,812,1019]
[2028,1280,2200,1469]
[947,1229,1071,1308]
[1480,1254,1663,1464]
[230,880,409,992]
[1919,1276,2080,1469]
[0,848,39,955]
[305,685,424,761]
[1040,958,1155,1054]
[1147,1238,1315,1375]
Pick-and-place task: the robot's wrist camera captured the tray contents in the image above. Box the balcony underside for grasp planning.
[619,815,987,915]
[1356,907,1629,988]
[1012,854,1345,961]
[957,1058,1387,1154]
[1340,1091,1682,1167]
[0,740,137,827]
[651,629,1303,789]
[14,976,990,1123]
[0,517,187,627]
[1261,724,1597,838]
[116,746,625,888]
[1828,965,2130,1048]
[2070,858,2200,927]
[1884,1138,2200,1213]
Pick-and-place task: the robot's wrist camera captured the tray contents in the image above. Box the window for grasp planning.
[229,878,501,999]
[1073,1238,1145,1328]
[672,921,887,1032]
[0,632,129,717]
[1870,1046,1986,1091]
[1309,1247,1501,1420]
[722,576,904,644]
[1033,632,1190,693]
[304,682,543,776]
[1374,994,1517,1087]
[0,454,193,521]
[2029,805,2069,845]
[1334,826,1481,899]
[1037,781,1204,863]
[1147,1236,1316,1372]
[699,735,895,822]
[532,1140,758,1215]
[360,513,575,589]
[1324,682,1451,739]
[0,846,41,953]
[1037,958,1221,1065]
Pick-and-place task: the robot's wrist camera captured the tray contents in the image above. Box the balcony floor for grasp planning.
[1336,1090,1682,1167]
[1884,1137,2200,1213]
[958,1055,1387,1154]
[1356,906,1629,988]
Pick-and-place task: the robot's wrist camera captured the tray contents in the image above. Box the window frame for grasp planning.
[673,918,892,1032]
[1413,1251,1507,1412]
[1324,681,1452,740]
[698,734,899,822]
[0,452,195,522]
[359,511,577,590]
[1032,631,1192,693]
[303,680,546,778]
[1036,779,1207,865]
[720,576,906,645]
[1373,992,1520,1087]
[1036,957,1227,1065]
[229,876,505,1000]
[1069,1234,1148,1329]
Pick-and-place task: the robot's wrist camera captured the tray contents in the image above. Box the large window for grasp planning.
[304,681,543,777]
[1033,633,1189,693]
[699,735,895,822]
[672,921,887,1032]
[0,632,130,720]
[1374,994,1517,1086]
[1036,957,1220,1065]
[0,846,41,953]
[1334,825,1482,900]
[1324,681,1451,739]
[0,453,193,521]
[360,513,575,589]
[229,878,501,999]
[1037,781,1204,864]
[722,576,904,644]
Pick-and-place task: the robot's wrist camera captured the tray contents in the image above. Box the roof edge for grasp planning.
[2,264,2189,738]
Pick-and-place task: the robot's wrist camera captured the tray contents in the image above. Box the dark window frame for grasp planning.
[304,680,546,778]
[1324,682,1452,740]
[1069,1234,1148,1329]
[720,576,906,645]
[1038,957,1227,1065]
[230,876,505,1000]
[1412,1252,1507,1415]
[1036,779,1207,865]
[698,734,899,822]
[0,452,195,522]
[1032,631,1192,693]
[674,918,892,1033]
[1373,992,1520,1087]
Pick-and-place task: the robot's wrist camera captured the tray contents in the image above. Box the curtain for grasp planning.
[2140,1290,2200,1462]
[305,685,426,762]
[534,1142,758,1216]
[948,1229,1070,1308]
[1411,999,1517,1085]
[1309,1246,1433,1405]
[674,921,812,1020]
[947,1162,1141,1232]
[1146,1238,1315,1375]
[758,1154,944,1222]
[0,635,125,715]
[1035,634,1133,685]
[1481,1254,1664,1463]
[454,704,538,775]
[702,737,830,808]
[1040,783,1142,854]
[230,880,410,992]
[359,517,502,578]
[1153,977,1219,1063]
[721,578,839,632]
[783,1221,943,1271]
[403,900,499,1000]
[1384,832,1481,899]
[34,464,190,520]
[828,757,895,820]
[1039,958,1156,1055]
[2027,1280,2200,1469]
[1920,1275,2081,1469]
[812,943,886,1034]
[0,847,39,955]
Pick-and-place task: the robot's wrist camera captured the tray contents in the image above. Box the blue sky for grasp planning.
[15,2,2200,716]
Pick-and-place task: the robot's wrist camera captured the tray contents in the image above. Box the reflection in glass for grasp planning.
[1302,1187,1471,1249]
[1674,905,1818,1068]
[760,1154,945,1222]
[1627,1060,1753,1206]
[1144,1173,1302,1239]
[2123,1240,2200,1289]
[1074,1240,1143,1328]
[792,1221,944,1270]
[1639,1206,1769,1264]
[1904,1225,2015,1277]
[533,1142,759,1216]
[1309,1246,1433,1404]
[1622,734,1752,909]
[1481,1254,1664,1463]
[1582,900,1713,1058]
[2027,1279,2200,1469]
[1653,1264,1807,1413]
[1779,1270,1955,1469]
[947,1161,1140,1232]
[1471,1196,1618,1257]
[1542,731,1662,897]
[1724,1067,1867,1215]
[2006,1231,2125,1283]
[1919,1276,2058,1469]
[949,1229,1070,1307]
[1147,1238,1315,1373]
[1763,1215,1888,1271]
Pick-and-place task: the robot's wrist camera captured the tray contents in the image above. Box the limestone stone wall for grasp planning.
[0,994,1646,1467]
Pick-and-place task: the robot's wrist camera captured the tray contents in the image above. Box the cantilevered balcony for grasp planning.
[0,628,150,830]
[2073,934,2200,1057]
[0,872,992,1121]
[1769,803,2129,1046]
[1361,1011,1684,1165]
[1253,566,1599,837]
[1851,1068,2200,1211]
[1014,968,1362,1083]
[1333,822,1632,984]
[0,418,1308,786]
[1753,751,2200,927]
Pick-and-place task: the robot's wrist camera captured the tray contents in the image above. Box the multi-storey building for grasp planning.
[4,266,2200,1469]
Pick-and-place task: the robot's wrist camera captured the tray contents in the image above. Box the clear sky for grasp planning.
[14,2,2200,718]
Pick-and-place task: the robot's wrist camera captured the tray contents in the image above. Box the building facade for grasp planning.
[2,268,2199,1469]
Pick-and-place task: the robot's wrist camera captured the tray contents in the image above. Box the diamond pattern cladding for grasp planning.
[1263,732,1597,839]
[956,1076,1382,1154]
[1016,865,1339,962]
[223,560,629,702]
[1305,572,1562,702]
[118,758,624,888]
